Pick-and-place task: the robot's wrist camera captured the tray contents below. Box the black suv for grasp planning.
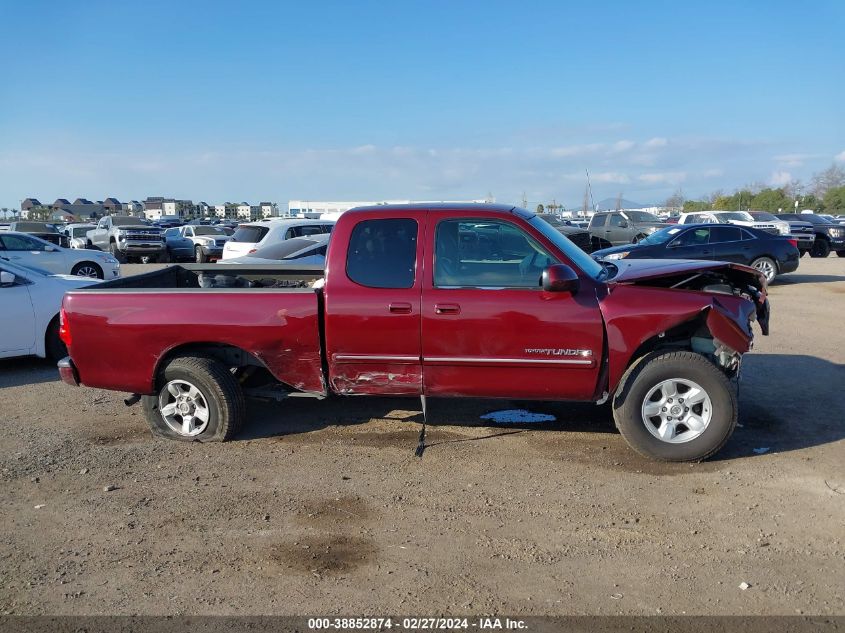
[588,211,669,249]
[775,213,845,257]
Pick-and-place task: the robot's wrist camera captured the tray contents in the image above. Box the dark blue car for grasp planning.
[592,224,800,283]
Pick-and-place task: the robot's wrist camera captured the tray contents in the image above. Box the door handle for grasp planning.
[388,302,412,314]
[435,303,461,315]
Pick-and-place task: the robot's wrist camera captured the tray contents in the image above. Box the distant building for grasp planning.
[52,198,71,209]
[259,202,276,218]
[21,198,42,211]
[103,197,122,213]
[287,199,489,219]
[123,200,143,214]
[144,197,195,220]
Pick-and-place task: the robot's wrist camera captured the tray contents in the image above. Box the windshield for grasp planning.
[750,212,778,221]
[112,216,150,227]
[232,225,270,243]
[800,214,832,225]
[637,226,683,245]
[528,216,603,279]
[715,212,753,222]
[625,211,661,222]
[194,226,226,235]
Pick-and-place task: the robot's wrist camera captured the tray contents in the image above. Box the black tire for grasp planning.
[798,249,808,257]
[70,262,104,279]
[612,351,737,462]
[159,249,171,263]
[86,240,96,250]
[837,250,845,257]
[45,316,67,361]
[109,241,126,263]
[142,356,245,442]
[810,238,830,258]
[195,245,208,263]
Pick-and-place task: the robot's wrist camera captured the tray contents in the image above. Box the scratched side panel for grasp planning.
[63,291,323,395]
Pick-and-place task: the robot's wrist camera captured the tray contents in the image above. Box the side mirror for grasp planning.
[542,264,580,294]
[0,271,15,285]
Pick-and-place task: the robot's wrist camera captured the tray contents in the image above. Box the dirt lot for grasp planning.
[1,257,843,616]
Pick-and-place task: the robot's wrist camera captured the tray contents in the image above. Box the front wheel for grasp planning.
[195,245,208,263]
[612,351,737,462]
[810,239,830,258]
[108,241,126,263]
[142,356,245,442]
[70,262,104,279]
[750,256,777,283]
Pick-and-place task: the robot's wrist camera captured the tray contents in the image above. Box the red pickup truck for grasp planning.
[58,204,769,461]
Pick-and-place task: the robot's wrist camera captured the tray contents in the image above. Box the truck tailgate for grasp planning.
[62,290,324,395]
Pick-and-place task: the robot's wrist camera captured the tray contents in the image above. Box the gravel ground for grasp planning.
[1,257,843,616]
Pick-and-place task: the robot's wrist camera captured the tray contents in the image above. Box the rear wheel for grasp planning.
[810,238,830,258]
[142,356,244,442]
[195,245,208,263]
[45,317,67,361]
[70,262,104,279]
[612,351,737,462]
[750,256,777,283]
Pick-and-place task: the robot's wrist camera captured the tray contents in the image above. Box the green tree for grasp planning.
[823,185,845,212]
[536,204,544,213]
[749,188,791,212]
[683,199,711,212]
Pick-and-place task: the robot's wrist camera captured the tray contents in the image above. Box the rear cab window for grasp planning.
[346,219,418,288]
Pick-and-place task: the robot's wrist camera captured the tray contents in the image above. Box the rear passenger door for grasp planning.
[323,212,425,395]
[606,213,631,245]
[708,225,747,263]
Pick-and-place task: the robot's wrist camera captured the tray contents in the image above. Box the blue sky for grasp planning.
[1,0,843,210]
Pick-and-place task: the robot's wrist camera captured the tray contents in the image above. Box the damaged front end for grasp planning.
[600,260,770,393]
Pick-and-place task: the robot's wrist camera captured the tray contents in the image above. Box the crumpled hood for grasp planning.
[609,258,767,291]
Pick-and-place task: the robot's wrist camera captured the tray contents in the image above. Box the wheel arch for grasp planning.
[151,342,275,390]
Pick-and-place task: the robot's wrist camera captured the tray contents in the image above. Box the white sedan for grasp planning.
[0,231,120,279]
[223,234,329,266]
[0,260,100,360]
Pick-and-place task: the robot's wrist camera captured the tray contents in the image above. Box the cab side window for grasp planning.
[609,214,626,227]
[434,219,558,289]
[589,214,606,228]
[346,219,417,289]
[709,226,742,243]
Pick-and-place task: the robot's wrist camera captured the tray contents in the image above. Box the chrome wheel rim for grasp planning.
[76,265,99,278]
[158,380,210,436]
[641,378,712,444]
[753,259,775,282]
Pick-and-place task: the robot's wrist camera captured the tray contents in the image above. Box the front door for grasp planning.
[664,226,714,261]
[421,215,604,400]
[606,213,631,245]
[323,212,425,395]
[0,270,35,357]
[0,234,66,274]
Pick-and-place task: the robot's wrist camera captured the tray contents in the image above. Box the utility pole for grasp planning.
[521,192,528,209]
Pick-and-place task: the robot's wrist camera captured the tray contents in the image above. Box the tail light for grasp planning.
[248,249,257,254]
[59,307,72,346]
[787,238,798,247]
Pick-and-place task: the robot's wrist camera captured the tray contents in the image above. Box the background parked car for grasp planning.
[222,219,334,260]
[678,211,790,236]
[592,224,800,283]
[86,215,165,263]
[62,223,97,249]
[775,213,845,257]
[0,259,101,360]
[588,210,670,249]
[747,212,814,255]
[223,233,330,266]
[535,214,592,252]
[163,225,233,262]
[0,232,120,279]
[8,221,71,248]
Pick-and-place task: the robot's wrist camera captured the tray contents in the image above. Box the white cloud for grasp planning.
[638,172,687,184]
[644,137,668,149]
[835,150,845,162]
[768,170,793,187]
[703,168,724,178]
[609,140,635,154]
